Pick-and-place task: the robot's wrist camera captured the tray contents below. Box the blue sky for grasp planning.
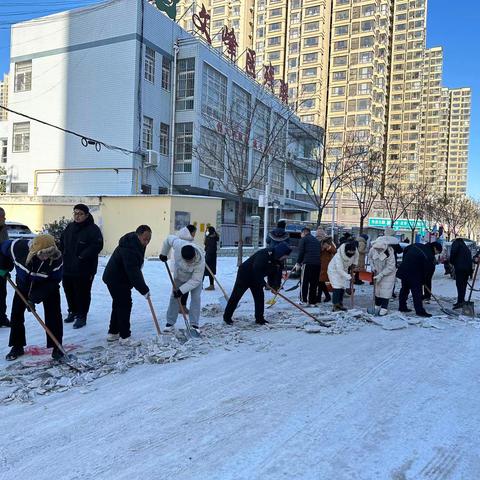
[0,1,478,196]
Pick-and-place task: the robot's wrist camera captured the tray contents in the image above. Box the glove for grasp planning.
[0,269,10,278]
[144,291,151,299]
[173,289,183,298]
[26,301,36,313]
[159,254,168,262]
[294,263,301,272]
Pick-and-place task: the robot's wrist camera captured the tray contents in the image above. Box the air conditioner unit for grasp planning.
[144,150,159,167]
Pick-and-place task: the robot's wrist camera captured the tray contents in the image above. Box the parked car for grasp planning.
[5,221,36,240]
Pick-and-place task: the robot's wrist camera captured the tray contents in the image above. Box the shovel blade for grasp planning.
[462,301,475,317]
[367,306,380,315]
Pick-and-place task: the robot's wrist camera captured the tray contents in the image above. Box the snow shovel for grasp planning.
[350,271,355,309]
[462,262,479,317]
[267,266,296,309]
[266,284,331,328]
[424,286,459,317]
[367,272,380,315]
[205,264,228,308]
[146,296,162,336]
[164,263,198,339]
[6,276,85,372]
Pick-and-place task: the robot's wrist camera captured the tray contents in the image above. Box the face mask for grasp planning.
[345,251,355,258]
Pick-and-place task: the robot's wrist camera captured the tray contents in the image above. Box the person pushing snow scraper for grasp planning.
[160,230,205,334]
[0,234,64,361]
[223,243,292,326]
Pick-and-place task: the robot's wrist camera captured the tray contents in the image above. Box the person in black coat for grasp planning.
[204,226,219,290]
[295,227,321,306]
[396,241,442,317]
[102,225,151,344]
[449,238,473,308]
[0,235,64,361]
[59,204,104,329]
[223,243,292,325]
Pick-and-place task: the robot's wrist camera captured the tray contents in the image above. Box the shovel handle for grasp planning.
[147,296,162,336]
[467,261,480,303]
[205,264,229,301]
[164,262,192,336]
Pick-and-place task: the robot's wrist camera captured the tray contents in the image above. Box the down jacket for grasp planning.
[319,240,336,283]
[357,236,367,270]
[369,237,397,299]
[327,243,359,289]
[161,228,205,294]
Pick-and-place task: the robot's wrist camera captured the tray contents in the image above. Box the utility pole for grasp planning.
[263,181,270,247]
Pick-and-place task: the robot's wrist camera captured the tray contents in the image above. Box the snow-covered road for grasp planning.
[1,257,480,479]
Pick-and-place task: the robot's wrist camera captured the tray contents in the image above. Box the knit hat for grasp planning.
[181,245,196,261]
[26,234,61,265]
[277,219,287,230]
[430,241,443,253]
[273,242,292,260]
[316,228,327,240]
[74,203,89,215]
[345,241,357,254]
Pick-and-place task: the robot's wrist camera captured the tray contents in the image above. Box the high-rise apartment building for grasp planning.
[0,73,8,121]
[419,47,446,192]
[446,88,471,196]
[385,0,427,189]
[326,0,392,163]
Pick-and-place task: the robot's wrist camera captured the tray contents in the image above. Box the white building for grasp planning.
[6,0,322,221]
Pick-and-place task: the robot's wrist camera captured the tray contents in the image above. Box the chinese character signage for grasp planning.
[245,48,256,79]
[155,0,179,21]
[263,62,275,92]
[221,26,238,61]
[192,4,212,44]
[279,79,288,104]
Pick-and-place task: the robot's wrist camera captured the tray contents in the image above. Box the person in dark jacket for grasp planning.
[396,241,442,317]
[338,232,353,246]
[266,219,290,247]
[102,225,151,345]
[204,226,219,290]
[59,203,103,329]
[0,207,10,327]
[0,235,64,360]
[295,227,321,306]
[223,243,292,325]
[449,238,473,308]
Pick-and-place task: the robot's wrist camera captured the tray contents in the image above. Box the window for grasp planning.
[306,6,320,16]
[269,22,281,32]
[331,101,344,112]
[336,10,349,21]
[302,67,317,77]
[332,86,345,96]
[202,63,227,122]
[303,52,318,64]
[14,61,32,92]
[305,21,319,32]
[12,122,30,152]
[268,36,281,46]
[174,122,193,172]
[289,58,298,68]
[268,51,281,61]
[333,71,346,81]
[334,40,347,51]
[160,123,169,155]
[330,116,344,127]
[360,36,374,48]
[304,37,319,47]
[270,160,285,196]
[270,7,282,17]
[1,139,6,163]
[333,55,347,66]
[142,116,153,151]
[199,127,224,178]
[289,42,299,54]
[177,58,195,110]
[144,46,155,83]
[359,52,373,63]
[162,57,171,90]
[10,183,28,194]
[213,6,225,15]
[302,98,315,109]
[356,114,370,126]
[141,184,152,194]
[302,83,316,93]
[335,25,349,36]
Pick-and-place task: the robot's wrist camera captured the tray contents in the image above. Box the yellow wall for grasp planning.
[0,195,222,256]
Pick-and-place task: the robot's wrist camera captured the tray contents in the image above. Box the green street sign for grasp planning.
[368,217,428,233]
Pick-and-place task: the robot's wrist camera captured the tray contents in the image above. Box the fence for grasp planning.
[220,223,254,247]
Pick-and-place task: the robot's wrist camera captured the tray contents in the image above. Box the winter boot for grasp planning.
[223,317,233,325]
[51,346,65,361]
[399,307,412,313]
[119,337,141,347]
[73,315,87,329]
[163,323,175,333]
[323,295,331,303]
[64,312,76,323]
[205,285,215,291]
[379,308,388,316]
[333,304,347,312]
[417,311,432,318]
[255,318,269,325]
[6,346,24,361]
[107,333,120,342]
[0,316,10,327]
[453,302,464,310]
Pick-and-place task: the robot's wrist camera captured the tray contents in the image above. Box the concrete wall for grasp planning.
[0,194,222,256]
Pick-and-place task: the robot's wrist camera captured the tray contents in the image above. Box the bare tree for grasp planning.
[400,182,430,242]
[435,195,473,240]
[381,163,412,228]
[344,149,384,234]
[287,139,365,227]
[194,92,290,265]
